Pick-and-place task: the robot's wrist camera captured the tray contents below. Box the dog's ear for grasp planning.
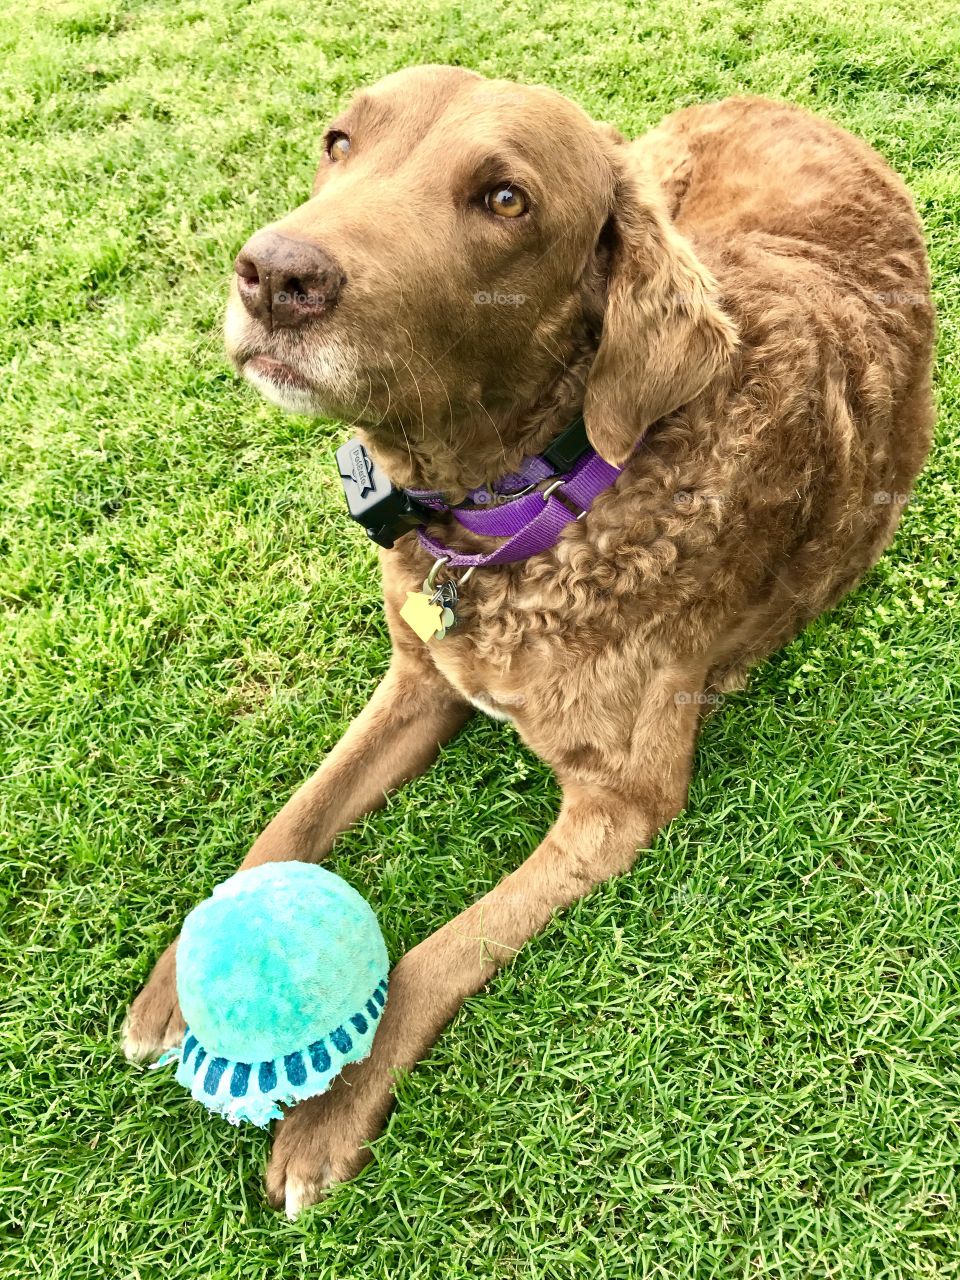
[583,162,737,465]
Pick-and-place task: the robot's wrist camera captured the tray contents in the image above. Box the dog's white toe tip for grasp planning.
[121,1015,149,1063]
[285,1177,309,1220]
[121,1009,184,1063]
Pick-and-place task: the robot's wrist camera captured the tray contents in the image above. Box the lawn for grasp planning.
[2,0,960,1276]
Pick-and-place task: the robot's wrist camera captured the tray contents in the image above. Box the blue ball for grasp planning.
[166,863,389,1126]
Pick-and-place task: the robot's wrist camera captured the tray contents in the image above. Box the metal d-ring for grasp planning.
[426,556,451,590]
[427,556,477,591]
[542,478,588,520]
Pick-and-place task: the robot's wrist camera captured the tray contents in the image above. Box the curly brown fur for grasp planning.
[124,70,934,1216]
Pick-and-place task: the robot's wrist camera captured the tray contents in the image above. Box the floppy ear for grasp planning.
[583,164,738,465]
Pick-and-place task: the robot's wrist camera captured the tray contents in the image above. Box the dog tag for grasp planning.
[429,580,459,639]
[430,606,456,640]
[400,591,445,643]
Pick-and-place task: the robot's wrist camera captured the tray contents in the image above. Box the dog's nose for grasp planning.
[234,231,345,329]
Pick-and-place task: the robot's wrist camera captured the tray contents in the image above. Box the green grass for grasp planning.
[2,0,959,1275]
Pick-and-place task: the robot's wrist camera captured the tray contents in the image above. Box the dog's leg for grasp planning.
[122,655,471,1062]
[267,683,699,1216]
[242,659,472,866]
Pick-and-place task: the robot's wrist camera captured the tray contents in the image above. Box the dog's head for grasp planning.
[225,66,735,472]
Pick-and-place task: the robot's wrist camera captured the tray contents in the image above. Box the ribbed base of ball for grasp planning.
[158,975,389,1127]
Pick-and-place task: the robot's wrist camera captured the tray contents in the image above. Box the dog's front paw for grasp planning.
[265,1067,386,1217]
[122,940,185,1062]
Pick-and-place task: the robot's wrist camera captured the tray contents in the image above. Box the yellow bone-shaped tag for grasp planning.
[400,590,444,643]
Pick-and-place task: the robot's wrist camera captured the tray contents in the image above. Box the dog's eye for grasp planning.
[326,132,351,163]
[484,185,527,218]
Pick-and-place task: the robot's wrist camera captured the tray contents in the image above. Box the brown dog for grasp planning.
[123,66,934,1216]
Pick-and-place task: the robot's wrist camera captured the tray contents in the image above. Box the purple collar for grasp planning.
[405,417,625,570]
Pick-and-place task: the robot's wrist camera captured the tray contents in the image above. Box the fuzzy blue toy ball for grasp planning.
[159,862,389,1127]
